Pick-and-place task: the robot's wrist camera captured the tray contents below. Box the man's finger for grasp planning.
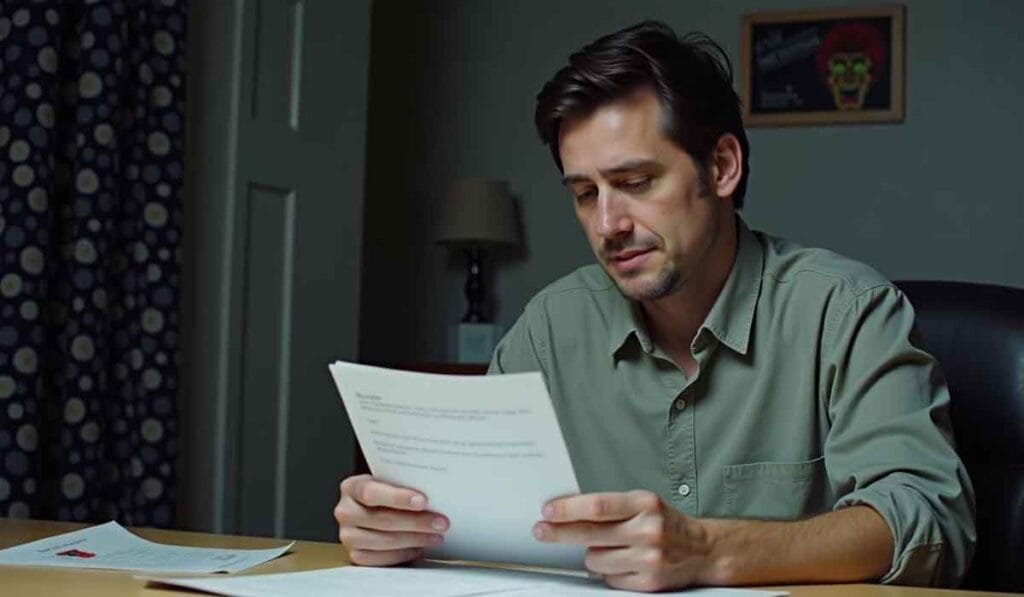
[533,520,627,546]
[355,507,448,535]
[348,547,424,567]
[583,546,639,576]
[542,490,660,523]
[335,493,449,534]
[338,526,443,551]
[602,571,664,593]
[341,475,429,511]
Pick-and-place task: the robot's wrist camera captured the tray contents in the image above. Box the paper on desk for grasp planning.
[0,521,293,573]
[329,361,583,569]
[144,563,789,596]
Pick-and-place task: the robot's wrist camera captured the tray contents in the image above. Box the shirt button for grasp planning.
[677,483,691,497]
[674,398,687,411]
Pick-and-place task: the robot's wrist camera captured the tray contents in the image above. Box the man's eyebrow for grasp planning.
[560,173,591,186]
[560,159,661,186]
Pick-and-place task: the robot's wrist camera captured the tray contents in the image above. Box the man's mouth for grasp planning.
[607,248,654,271]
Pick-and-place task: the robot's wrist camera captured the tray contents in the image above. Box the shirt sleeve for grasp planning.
[822,284,976,587]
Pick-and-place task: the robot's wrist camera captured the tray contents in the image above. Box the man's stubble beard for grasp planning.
[608,259,682,302]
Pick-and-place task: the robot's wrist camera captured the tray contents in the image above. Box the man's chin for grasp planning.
[608,269,680,302]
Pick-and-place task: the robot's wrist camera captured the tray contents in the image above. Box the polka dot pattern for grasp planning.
[1,2,183,528]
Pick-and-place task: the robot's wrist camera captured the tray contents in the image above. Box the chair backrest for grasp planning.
[896,280,1024,592]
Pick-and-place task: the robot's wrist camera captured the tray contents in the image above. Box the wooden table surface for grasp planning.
[0,518,1014,596]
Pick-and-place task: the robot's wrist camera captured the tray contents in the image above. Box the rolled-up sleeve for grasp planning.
[823,285,976,586]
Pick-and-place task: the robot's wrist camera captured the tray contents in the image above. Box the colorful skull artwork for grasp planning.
[816,22,887,111]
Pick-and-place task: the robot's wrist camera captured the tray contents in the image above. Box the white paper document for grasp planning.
[146,563,788,596]
[329,361,584,569]
[0,521,294,573]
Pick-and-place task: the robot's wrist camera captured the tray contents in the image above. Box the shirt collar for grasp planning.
[608,294,652,357]
[608,216,764,359]
[699,217,763,356]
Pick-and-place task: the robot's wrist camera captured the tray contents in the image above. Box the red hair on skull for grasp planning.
[816,22,886,80]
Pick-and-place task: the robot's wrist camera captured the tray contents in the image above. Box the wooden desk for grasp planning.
[0,518,1012,596]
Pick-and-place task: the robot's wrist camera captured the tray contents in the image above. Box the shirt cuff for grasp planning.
[834,485,947,586]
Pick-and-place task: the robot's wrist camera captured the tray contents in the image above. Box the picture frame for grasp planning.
[740,5,905,126]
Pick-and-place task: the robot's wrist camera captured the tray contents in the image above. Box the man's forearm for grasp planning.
[700,505,894,586]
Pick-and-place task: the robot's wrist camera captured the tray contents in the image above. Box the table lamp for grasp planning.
[435,178,521,361]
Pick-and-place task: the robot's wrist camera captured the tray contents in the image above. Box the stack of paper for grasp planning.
[146,563,789,596]
[329,361,584,569]
[0,521,293,574]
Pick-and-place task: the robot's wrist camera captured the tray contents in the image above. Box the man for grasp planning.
[333,21,975,591]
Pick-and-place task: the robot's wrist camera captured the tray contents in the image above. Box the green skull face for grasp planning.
[827,51,872,110]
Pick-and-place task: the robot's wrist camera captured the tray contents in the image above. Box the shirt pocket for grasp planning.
[723,456,829,520]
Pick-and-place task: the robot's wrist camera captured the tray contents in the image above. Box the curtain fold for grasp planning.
[0,0,186,527]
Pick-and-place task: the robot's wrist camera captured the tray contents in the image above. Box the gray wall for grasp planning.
[360,0,1024,364]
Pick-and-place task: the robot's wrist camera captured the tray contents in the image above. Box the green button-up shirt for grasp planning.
[488,220,975,586]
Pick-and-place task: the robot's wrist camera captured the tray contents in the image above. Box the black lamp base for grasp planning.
[463,246,486,322]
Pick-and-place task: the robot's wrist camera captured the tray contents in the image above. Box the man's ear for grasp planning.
[709,133,743,200]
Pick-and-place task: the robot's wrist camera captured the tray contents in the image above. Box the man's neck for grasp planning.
[642,217,738,375]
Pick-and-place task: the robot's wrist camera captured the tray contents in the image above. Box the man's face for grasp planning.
[558,88,727,302]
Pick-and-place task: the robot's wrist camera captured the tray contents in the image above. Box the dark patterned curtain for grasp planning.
[0,1,186,526]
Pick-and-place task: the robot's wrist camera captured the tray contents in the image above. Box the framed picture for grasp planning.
[741,5,905,126]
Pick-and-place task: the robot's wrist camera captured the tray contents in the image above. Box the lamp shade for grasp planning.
[434,178,520,247]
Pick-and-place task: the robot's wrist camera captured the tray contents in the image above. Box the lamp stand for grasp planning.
[454,244,503,363]
[463,245,485,322]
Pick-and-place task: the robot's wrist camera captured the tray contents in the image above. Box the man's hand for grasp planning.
[535,491,894,590]
[333,474,450,566]
[533,490,718,592]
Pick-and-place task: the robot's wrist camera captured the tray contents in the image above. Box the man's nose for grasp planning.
[596,190,632,238]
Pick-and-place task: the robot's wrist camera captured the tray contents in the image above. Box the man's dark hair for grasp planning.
[534,21,751,209]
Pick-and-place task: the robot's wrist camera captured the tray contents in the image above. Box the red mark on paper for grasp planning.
[56,549,96,558]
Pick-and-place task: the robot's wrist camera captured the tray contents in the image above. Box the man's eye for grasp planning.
[574,188,597,203]
[621,177,651,191]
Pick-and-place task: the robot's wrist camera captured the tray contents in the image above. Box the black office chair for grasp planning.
[896,280,1024,592]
